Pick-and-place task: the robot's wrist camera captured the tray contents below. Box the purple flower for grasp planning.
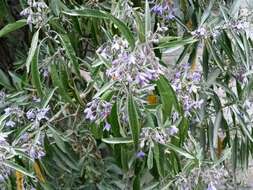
[174,72,181,79]
[103,122,111,131]
[20,8,31,16]
[192,72,201,82]
[0,135,7,145]
[100,36,164,88]
[84,99,112,123]
[4,107,23,117]
[26,109,36,120]
[29,146,45,159]
[151,1,175,20]
[36,107,50,121]
[136,151,145,158]
[84,107,96,121]
[191,27,208,38]
[5,120,15,128]
[0,174,4,182]
[100,102,113,119]
[207,182,216,190]
[20,133,29,142]
[169,125,179,135]
[135,72,149,86]
[182,63,190,71]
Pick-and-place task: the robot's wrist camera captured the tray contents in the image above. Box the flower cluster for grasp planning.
[98,36,164,89]
[18,131,46,159]
[84,98,112,124]
[20,0,48,26]
[112,0,133,22]
[151,0,175,20]
[140,125,179,147]
[174,166,228,190]
[4,106,23,117]
[19,133,46,160]
[191,19,250,39]
[191,27,209,39]
[4,106,24,128]
[171,63,203,116]
[26,107,50,126]
[0,133,11,182]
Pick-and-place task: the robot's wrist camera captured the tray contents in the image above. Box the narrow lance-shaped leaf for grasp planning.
[156,76,180,119]
[102,137,133,144]
[213,111,222,149]
[50,62,73,103]
[0,19,27,38]
[165,143,195,160]
[26,30,40,73]
[3,161,35,178]
[128,94,140,150]
[31,49,44,97]
[63,9,135,48]
[145,0,151,40]
[59,34,80,77]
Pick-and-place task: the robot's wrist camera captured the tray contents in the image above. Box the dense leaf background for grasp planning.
[0,0,253,189]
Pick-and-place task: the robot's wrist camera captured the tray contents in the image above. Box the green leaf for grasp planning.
[108,102,121,136]
[0,19,27,38]
[145,0,151,39]
[157,37,198,50]
[102,137,133,144]
[133,11,145,43]
[232,133,238,172]
[3,161,35,178]
[49,126,68,154]
[205,39,224,71]
[156,76,180,119]
[147,146,153,170]
[59,34,80,76]
[94,81,115,99]
[133,174,141,190]
[50,63,72,103]
[63,9,135,48]
[0,68,13,90]
[0,1,8,18]
[199,0,214,25]
[213,111,222,149]
[128,94,140,150]
[154,143,164,176]
[165,143,195,160]
[42,87,57,108]
[31,49,43,97]
[26,30,40,73]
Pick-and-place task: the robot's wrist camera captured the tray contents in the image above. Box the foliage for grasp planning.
[0,0,253,189]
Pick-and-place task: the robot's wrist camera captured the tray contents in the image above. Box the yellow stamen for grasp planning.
[147,94,157,105]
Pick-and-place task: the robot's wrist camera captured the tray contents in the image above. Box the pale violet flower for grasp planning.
[191,27,209,38]
[98,36,164,89]
[103,122,111,131]
[84,99,112,124]
[5,120,16,128]
[136,151,145,158]
[151,0,176,20]
[4,107,23,117]
[29,145,46,159]
[169,125,179,136]
[207,182,217,190]
[26,107,50,123]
